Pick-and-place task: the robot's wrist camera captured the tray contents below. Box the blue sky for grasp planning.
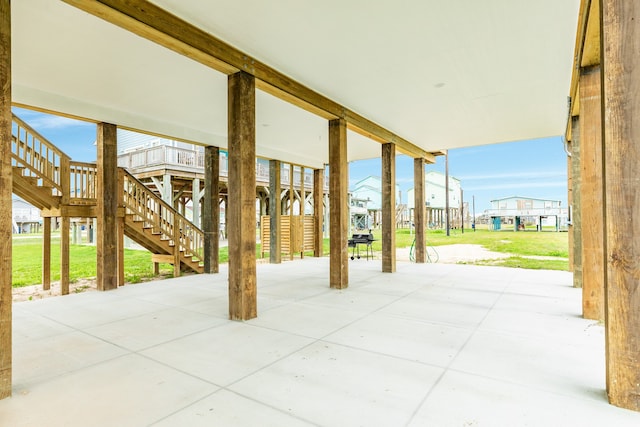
[349,136,569,213]
[14,107,568,213]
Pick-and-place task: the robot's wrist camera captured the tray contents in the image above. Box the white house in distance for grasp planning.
[12,198,41,234]
[407,171,462,229]
[484,196,569,231]
[350,176,401,228]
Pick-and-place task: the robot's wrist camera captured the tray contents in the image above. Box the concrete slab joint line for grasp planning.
[3,261,640,426]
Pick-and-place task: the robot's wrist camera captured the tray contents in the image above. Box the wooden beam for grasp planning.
[96,122,118,291]
[269,159,282,264]
[413,158,426,263]
[329,119,349,288]
[62,0,431,161]
[570,116,583,289]
[203,146,220,274]
[41,205,98,218]
[227,71,257,320]
[581,0,600,68]
[0,0,11,400]
[579,66,604,321]
[381,143,396,273]
[601,0,640,411]
[566,0,599,137]
[313,168,324,257]
[346,116,434,162]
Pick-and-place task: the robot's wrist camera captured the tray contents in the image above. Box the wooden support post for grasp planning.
[117,216,125,286]
[42,217,51,290]
[579,66,604,321]
[381,143,396,272]
[567,136,573,267]
[0,0,12,399]
[601,0,640,411]
[313,168,323,257]
[117,169,125,286]
[323,193,330,238]
[96,123,118,291]
[289,163,294,260]
[414,158,426,263]
[329,119,348,289]
[162,173,172,205]
[269,159,281,264]
[204,146,220,274]
[570,116,583,288]
[59,156,71,296]
[227,71,257,320]
[72,222,79,245]
[300,166,305,259]
[192,178,201,227]
[172,212,181,278]
[60,216,70,295]
[445,152,450,236]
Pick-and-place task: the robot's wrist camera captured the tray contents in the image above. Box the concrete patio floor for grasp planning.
[2,259,639,426]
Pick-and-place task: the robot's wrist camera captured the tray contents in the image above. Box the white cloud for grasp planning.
[464,181,567,192]
[28,115,92,130]
[13,109,92,130]
[457,170,565,181]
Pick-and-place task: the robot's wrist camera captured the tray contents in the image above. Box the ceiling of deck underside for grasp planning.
[12,0,580,168]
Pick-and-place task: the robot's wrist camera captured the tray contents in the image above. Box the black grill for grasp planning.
[348,231,375,260]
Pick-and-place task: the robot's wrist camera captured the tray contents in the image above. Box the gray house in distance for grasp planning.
[485,196,568,231]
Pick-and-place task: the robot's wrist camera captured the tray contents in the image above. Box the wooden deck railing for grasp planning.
[120,168,204,265]
[118,146,330,189]
[69,161,97,204]
[11,114,70,198]
[118,145,205,171]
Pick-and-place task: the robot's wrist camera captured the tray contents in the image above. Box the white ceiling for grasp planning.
[12,0,580,168]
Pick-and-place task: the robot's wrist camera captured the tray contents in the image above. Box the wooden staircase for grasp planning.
[10,113,204,274]
[121,169,204,273]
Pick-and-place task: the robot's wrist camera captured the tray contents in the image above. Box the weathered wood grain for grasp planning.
[570,116,583,289]
[579,66,604,321]
[329,119,348,289]
[204,146,220,273]
[601,0,640,411]
[96,122,118,291]
[269,159,282,264]
[382,143,396,273]
[0,0,12,400]
[227,72,257,320]
[313,168,324,257]
[413,158,425,263]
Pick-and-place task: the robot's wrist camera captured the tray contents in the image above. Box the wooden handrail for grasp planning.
[11,113,71,194]
[120,168,204,266]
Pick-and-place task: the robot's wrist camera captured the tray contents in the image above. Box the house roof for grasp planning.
[12,0,580,169]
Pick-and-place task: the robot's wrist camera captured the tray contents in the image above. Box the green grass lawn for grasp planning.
[376,228,569,271]
[369,228,567,256]
[12,227,569,287]
[12,236,177,287]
